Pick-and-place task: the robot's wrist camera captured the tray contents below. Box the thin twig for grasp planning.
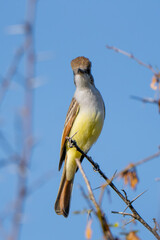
[99,172,116,207]
[116,150,160,178]
[131,96,160,113]
[124,218,135,226]
[78,185,95,214]
[122,190,147,213]
[131,96,159,105]
[112,211,136,226]
[153,218,159,233]
[76,158,114,240]
[106,45,160,113]
[76,158,100,210]
[112,211,134,218]
[67,137,160,240]
[106,45,157,74]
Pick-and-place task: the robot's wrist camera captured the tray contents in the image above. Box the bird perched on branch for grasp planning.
[54,56,105,217]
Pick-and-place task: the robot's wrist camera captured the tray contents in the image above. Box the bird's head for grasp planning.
[71,56,94,87]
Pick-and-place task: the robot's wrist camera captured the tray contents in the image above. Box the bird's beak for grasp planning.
[77,68,84,74]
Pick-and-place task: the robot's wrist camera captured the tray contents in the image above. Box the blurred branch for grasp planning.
[0,41,29,106]
[67,137,160,240]
[76,158,114,240]
[7,0,38,240]
[0,222,7,240]
[131,95,160,112]
[106,45,157,74]
[0,168,54,231]
[0,130,20,169]
[106,44,160,112]
[131,95,159,105]
[0,155,19,169]
[155,178,160,182]
[96,149,160,190]
[27,169,54,195]
[0,131,15,155]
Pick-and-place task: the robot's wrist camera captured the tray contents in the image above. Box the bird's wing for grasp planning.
[58,97,80,170]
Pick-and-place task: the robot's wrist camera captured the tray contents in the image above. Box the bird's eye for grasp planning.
[77,68,83,74]
[77,68,91,74]
[84,69,90,74]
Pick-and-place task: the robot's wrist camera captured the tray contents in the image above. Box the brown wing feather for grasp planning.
[58,97,80,170]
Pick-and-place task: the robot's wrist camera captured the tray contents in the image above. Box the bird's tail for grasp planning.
[54,165,73,218]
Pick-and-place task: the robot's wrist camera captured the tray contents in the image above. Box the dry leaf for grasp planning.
[150,73,160,90]
[121,164,139,189]
[130,171,139,189]
[126,231,140,240]
[150,75,158,90]
[85,219,92,239]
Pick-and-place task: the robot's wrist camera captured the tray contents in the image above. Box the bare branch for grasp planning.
[131,96,160,113]
[7,1,38,239]
[112,211,134,218]
[122,190,147,213]
[0,155,19,169]
[67,137,160,240]
[0,169,54,233]
[27,169,54,195]
[106,45,157,74]
[106,45,160,113]
[79,185,95,214]
[98,172,116,207]
[153,218,160,233]
[131,95,159,105]
[76,158,114,240]
[124,218,136,226]
[117,149,160,178]
[0,40,29,106]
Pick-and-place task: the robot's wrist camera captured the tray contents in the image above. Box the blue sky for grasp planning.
[0,0,160,239]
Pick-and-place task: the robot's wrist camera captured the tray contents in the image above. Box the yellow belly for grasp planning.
[66,109,104,180]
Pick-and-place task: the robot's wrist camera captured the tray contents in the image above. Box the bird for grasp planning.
[54,56,105,217]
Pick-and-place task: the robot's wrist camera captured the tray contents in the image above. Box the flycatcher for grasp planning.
[54,56,105,217]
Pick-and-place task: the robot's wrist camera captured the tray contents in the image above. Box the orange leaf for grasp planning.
[130,171,139,189]
[150,75,157,90]
[85,219,92,239]
[150,73,160,90]
[124,173,129,185]
[126,231,140,240]
[121,164,139,189]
